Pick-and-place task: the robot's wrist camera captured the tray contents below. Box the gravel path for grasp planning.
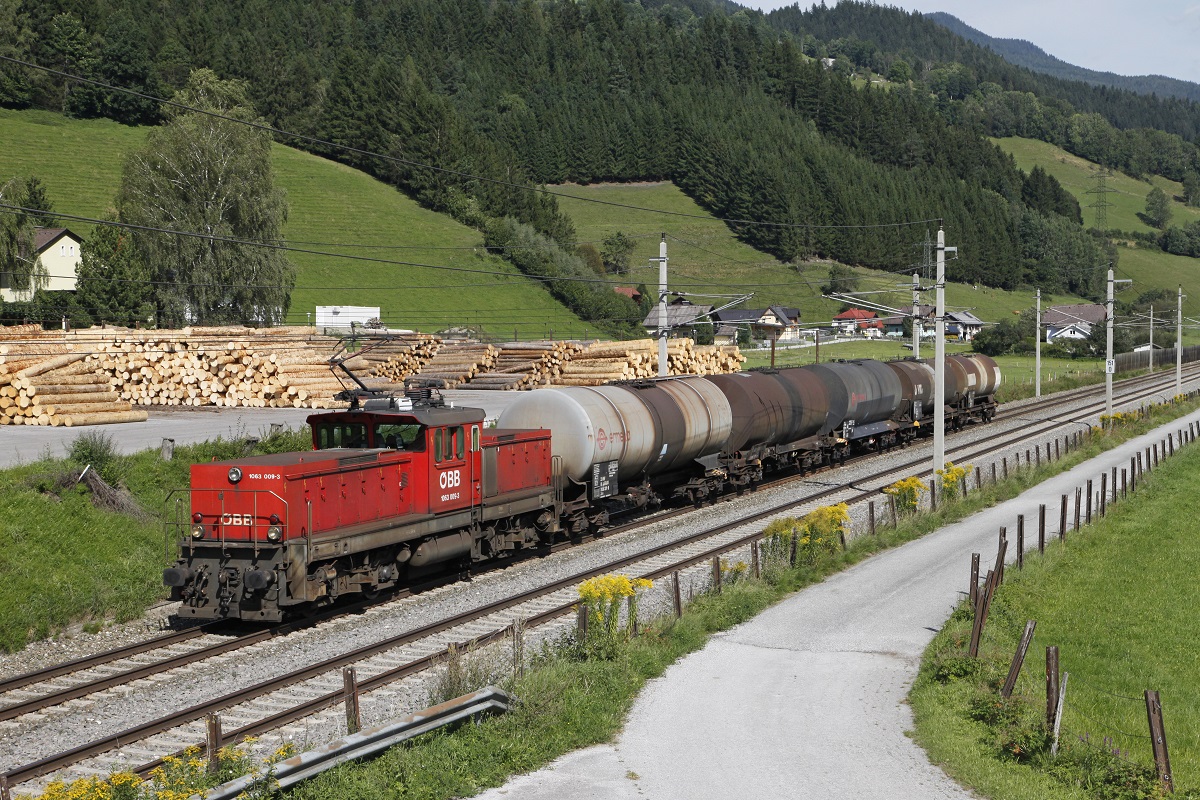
[472,409,1200,800]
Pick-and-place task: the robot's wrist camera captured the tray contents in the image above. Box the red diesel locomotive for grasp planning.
[164,395,558,620]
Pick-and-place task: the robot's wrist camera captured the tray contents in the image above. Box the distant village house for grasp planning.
[0,227,82,303]
[712,305,802,344]
[1043,303,1107,341]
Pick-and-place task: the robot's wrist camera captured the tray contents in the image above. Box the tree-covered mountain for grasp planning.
[926,12,1200,105]
[7,0,1197,311]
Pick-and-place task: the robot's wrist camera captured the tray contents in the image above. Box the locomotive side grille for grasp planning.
[338,453,380,467]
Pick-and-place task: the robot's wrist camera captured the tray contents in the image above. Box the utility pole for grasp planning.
[934,224,955,474]
[912,273,921,359]
[654,234,668,378]
[1035,289,1042,398]
[1106,268,1114,420]
[1149,305,1154,372]
[1177,285,1184,397]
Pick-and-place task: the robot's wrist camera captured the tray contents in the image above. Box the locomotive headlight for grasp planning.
[190,524,206,540]
[227,467,243,484]
[266,525,283,542]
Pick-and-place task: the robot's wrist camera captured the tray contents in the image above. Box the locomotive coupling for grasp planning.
[162,566,193,587]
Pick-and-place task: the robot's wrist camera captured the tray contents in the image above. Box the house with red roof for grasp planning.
[832,308,882,337]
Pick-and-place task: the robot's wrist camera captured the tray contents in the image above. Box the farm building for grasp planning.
[0,227,83,302]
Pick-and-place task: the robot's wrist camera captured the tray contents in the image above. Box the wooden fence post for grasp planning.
[1002,456,1008,479]
[672,572,682,618]
[1122,468,1128,499]
[751,540,760,579]
[789,533,798,567]
[968,572,992,658]
[889,494,898,527]
[206,713,223,774]
[712,556,722,593]
[1046,646,1060,727]
[1085,479,1093,524]
[1001,620,1037,698]
[1016,515,1025,570]
[1038,504,1046,554]
[628,595,639,636]
[344,666,361,734]
[960,476,967,499]
[930,478,938,512]
[997,528,1007,586]
[1100,473,1108,517]
[975,466,982,491]
[1059,494,1068,541]
[1131,456,1138,493]
[577,603,589,639]
[969,552,980,608]
[1146,690,1174,794]
[991,462,998,484]
[1035,446,1041,467]
[1055,439,1061,460]
[1026,448,1032,467]
[1073,487,1082,531]
[869,501,876,537]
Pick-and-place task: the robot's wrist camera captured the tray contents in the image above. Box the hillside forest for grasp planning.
[2,0,1200,331]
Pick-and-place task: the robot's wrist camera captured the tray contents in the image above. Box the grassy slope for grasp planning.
[0,109,595,339]
[554,181,1087,328]
[994,137,1200,323]
[912,432,1200,795]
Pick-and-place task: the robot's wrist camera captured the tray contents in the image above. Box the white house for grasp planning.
[0,227,83,302]
[1043,304,1106,342]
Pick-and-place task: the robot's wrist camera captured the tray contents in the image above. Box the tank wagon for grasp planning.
[164,354,999,621]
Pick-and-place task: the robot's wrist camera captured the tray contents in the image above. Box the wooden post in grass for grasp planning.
[672,573,682,618]
[997,528,1007,585]
[1035,446,1041,467]
[1056,439,1061,460]
[577,603,589,639]
[712,556,722,593]
[1169,435,1175,456]
[889,494,898,527]
[1026,448,1032,467]
[991,462,997,484]
[1086,480,1093,524]
[1131,456,1138,493]
[1001,620,1037,698]
[960,477,967,499]
[975,466,982,491]
[789,533,798,567]
[1074,487,1082,531]
[968,572,992,658]
[751,540,760,579]
[1122,468,1128,499]
[1100,473,1108,517]
[1046,646,1060,727]
[1038,504,1046,553]
[1154,442,1160,467]
[969,553,980,608]
[1059,494,1068,541]
[1111,467,1118,504]
[627,595,638,636]
[343,666,361,734]
[930,478,938,511]
[1002,456,1008,479]
[869,501,876,536]
[1017,515,1025,569]
[206,713,223,774]
[1146,690,1175,793]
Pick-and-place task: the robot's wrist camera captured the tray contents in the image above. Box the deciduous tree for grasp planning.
[117,69,294,326]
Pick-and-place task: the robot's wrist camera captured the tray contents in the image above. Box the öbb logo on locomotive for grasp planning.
[164,355,1001,621]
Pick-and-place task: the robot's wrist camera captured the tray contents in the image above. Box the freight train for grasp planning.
[163,354,1000,621]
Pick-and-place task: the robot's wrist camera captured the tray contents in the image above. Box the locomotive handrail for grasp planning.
[163,488,290,555]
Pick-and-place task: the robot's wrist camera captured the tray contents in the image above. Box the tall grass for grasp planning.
[0,425,312,651]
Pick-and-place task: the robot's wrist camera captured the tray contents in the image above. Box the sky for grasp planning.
[740,1,1200,86]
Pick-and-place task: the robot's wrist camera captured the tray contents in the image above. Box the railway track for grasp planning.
[3,365,1198,794]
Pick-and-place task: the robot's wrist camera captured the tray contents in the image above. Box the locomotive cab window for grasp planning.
[434,426,466,463]
[471,425,480,452]
[314,422,368,449]
[374,423,423,450]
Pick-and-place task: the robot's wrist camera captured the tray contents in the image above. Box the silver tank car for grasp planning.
[496,378,732,483]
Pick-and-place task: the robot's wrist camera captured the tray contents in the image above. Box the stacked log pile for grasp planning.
[465,341,586,390]
[1,350,147,427]
[85,328,350,408]
[406,342,498,389]
[551,339,743,386]
[360,334,441,382]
